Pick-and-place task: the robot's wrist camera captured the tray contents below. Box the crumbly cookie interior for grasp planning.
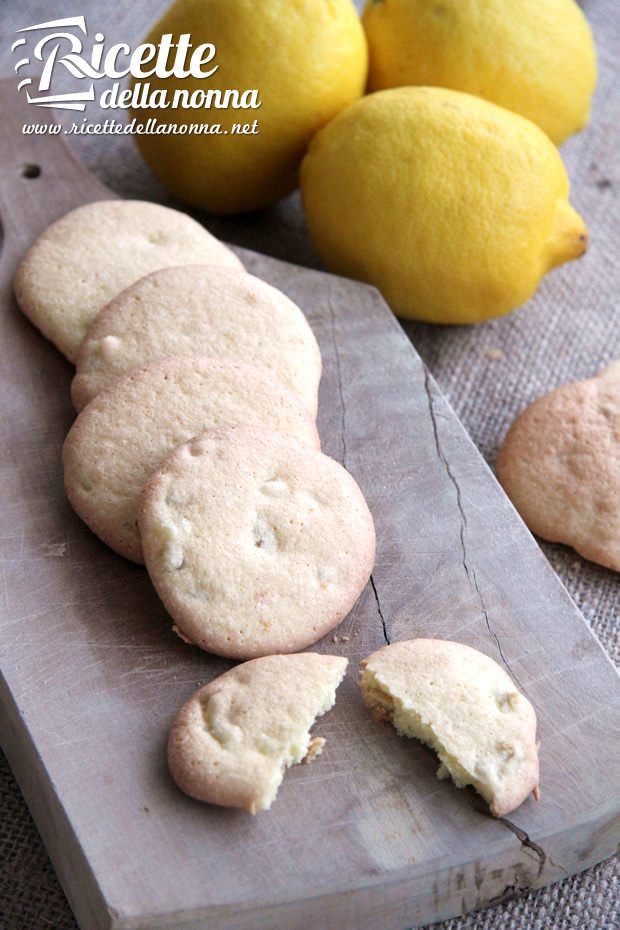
[201,666,344,813]
[360,668,513,810]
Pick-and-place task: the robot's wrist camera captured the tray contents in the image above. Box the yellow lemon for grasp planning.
[301,87,587,324]
[132,0,367,214]
[362,0,596,145]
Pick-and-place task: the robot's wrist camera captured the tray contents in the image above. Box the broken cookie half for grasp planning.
[168,653,347,813]
[359,639,539,817]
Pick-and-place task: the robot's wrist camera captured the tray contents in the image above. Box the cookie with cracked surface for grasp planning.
[14,200,242,361]
[71,265,321,415]
[168,653,347,813]
[138,426,375,659]
[359,639,539,817]
[497,361,620,572]
[63,357,319,564]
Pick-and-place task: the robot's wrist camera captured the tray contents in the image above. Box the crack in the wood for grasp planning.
[472,797,568,894]
[326,285,388,647]
[500,817,569,879]
[326,282,347,467]
[423,369,470,573]
[487,879,533,908]
[471,564,525,694]
[499,817,547,880]
[370,575,390,645]
[468,799,559,908]
[423,368,523,689]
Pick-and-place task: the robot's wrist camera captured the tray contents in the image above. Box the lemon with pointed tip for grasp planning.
[301,87,588,325]
[362,0,596,145]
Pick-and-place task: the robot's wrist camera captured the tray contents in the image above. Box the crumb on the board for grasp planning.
[42,542,67,558]
[485,347,504,361]
[302,736,326,764]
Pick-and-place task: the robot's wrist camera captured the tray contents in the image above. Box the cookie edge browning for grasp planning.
[496,362,620,572]
[13,200,243,362]
[71,264,322,414]
[63,357,321,565]
[167,653,348,813]
[358,638,540,818]
[13,243,69,358]
[138,427,376,659]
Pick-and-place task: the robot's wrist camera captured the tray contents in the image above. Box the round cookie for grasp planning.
[14,200,243,361]
[63,357,319,564]
[497,361,620,572]
[359,639,539,817]
[138,426,376,659]
[168,653,348,813]
[71,265,321,414]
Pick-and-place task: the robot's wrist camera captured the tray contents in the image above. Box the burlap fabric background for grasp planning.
[1,1,618,927]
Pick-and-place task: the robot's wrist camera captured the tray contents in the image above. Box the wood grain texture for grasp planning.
[0,78,618,930]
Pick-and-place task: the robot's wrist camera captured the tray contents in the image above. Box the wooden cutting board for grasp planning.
[0,78,618,930]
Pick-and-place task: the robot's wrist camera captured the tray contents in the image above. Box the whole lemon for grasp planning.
[301,87,587,324]
[362,0,596,145]
[132,0,367,214]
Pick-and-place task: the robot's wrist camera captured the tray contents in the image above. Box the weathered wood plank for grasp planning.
[0,78,618,930]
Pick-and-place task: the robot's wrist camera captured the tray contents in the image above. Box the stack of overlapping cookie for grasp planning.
[14,200,540,818]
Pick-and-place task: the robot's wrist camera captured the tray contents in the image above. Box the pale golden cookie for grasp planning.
[359,639,539,817]
[497,361,620,572]
[63,357,319,564]
[72,265,321,414]
[168,653,347,813]
[14,200,242,360]
[139,427,376,659]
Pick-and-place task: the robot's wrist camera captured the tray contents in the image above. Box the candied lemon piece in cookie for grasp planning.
[139,426,375,659]
[63,357,319,564]
[168,653,347,813]
[359,639,539,817]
